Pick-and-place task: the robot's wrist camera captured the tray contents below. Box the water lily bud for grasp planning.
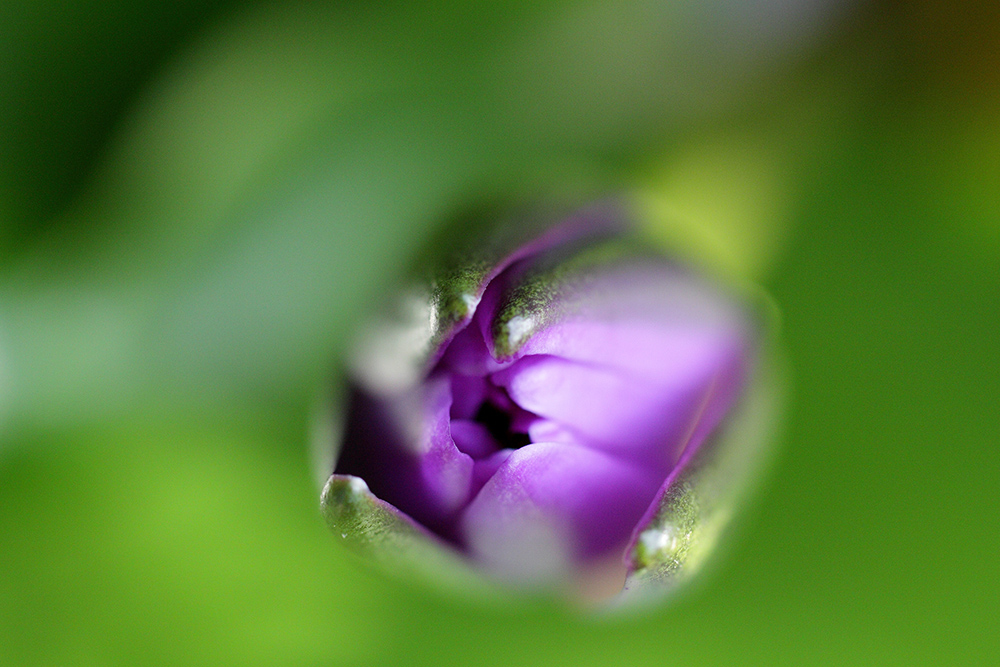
[320,199,777,606]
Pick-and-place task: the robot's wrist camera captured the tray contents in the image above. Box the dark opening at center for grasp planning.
[473,401,532,451]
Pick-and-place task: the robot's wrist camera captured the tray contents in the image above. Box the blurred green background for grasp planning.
[2,1,998,665]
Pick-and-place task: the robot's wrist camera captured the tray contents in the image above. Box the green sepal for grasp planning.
[348,198,624,393]
[320,474,502,599]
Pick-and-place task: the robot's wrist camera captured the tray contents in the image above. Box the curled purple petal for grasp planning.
[450,420,498,459]
[461,442,663,583]
[490,351,734,470]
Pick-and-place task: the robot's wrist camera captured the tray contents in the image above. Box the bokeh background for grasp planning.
[2,1,998,665]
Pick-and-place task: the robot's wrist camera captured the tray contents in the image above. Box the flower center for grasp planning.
[473,400,531,451]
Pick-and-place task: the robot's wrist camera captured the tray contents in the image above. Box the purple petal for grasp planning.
[516,319,744,380]
[413,377,475,516]
[336,377,475,539]
[490,348,739,471]
[460,442,663,582]
[439,323,508,377]
[471,449,514,497]
[448,373,488,419]
[450,419,499,459]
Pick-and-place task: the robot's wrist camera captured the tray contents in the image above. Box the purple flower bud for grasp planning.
[321,200,774,605]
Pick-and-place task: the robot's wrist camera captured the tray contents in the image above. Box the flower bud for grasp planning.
[319,199,777,606]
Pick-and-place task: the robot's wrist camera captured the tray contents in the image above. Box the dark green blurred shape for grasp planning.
[0,0,251,235]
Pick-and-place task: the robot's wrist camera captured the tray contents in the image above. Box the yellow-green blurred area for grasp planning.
[1,0,999,665]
